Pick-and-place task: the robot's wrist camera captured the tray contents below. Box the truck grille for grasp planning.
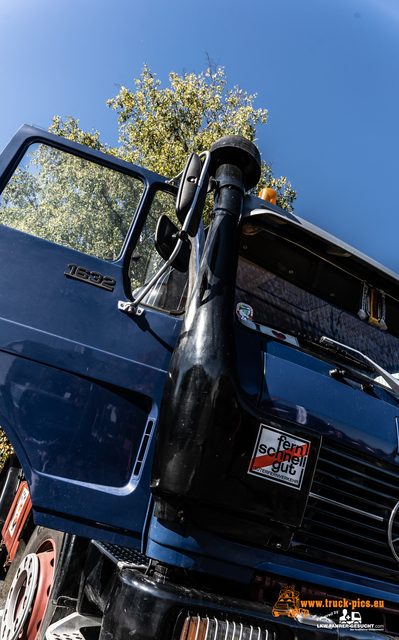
[291,439,399,583]
[179,615,271,640]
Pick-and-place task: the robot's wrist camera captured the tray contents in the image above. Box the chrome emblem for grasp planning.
[388,500,399,563]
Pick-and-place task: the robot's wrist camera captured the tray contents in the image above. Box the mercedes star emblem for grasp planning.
[388,500,399,563]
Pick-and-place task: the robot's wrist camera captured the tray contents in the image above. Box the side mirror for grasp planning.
[176,153,208,238]
[120,151,210,314]
[155,215,191,272]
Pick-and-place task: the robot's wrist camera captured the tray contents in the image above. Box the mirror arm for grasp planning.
[119,151,211,315]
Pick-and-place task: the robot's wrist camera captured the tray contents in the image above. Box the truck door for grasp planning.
[0,125,190,548]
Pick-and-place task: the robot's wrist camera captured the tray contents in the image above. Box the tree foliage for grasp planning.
[0,144,144,261]
[50,63,296,220]
[0,429,13,472]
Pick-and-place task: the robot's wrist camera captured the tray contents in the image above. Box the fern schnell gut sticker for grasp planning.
[248,424,310,490]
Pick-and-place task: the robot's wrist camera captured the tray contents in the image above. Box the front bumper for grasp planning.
[99,568,384,640]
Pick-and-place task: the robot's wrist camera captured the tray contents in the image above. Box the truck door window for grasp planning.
[130,190,189,313]
[0,143,144,260]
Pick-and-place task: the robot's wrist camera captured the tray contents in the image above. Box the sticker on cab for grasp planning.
[8,486,29,538]
[248,424,310,490]
[236,302,253,321]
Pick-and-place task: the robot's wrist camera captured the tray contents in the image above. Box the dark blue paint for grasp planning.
[234,324,264,406]
[261,340,399,462]
[146,516,399,603]
[0,355,148,486]
[0,126,182,545]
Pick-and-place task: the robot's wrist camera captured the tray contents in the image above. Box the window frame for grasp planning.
[126,184,196,317]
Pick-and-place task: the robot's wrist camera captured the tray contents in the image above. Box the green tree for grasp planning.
[50,63,296,221]
[0,143,144,260]
[0,429,13,472]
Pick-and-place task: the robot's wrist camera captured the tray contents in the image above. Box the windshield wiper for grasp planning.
[320,336,399,396]
[295,332,373,371]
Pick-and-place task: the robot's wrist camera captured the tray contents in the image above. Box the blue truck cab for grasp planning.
[0,126,397,640]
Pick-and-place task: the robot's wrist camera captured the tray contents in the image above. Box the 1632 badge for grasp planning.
[248,424,310,490]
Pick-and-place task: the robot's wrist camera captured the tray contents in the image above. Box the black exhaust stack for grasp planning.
[151,136,319,548]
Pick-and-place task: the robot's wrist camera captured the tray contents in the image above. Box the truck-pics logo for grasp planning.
[248,424,310,489]
[272,587,309,618]
[271,588,384,629]
[339,609,362,626]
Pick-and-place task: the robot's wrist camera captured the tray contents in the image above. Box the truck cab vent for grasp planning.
[134,420,154,477]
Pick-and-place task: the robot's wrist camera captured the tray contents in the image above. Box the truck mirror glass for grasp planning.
[176,153,208,238]
[154,215,191,273]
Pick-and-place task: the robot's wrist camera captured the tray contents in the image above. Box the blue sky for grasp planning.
[0,0,398,271]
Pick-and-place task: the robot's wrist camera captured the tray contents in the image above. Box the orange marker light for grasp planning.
[258,187,277,205]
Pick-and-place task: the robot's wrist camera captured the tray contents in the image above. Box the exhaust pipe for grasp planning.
[150,136,299,548]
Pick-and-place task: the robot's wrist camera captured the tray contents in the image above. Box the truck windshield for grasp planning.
[235,224,399,385]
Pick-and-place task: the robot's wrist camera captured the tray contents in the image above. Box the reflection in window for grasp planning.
[0,143,144,260]
[236,256,399,375]
[130,190,188,313]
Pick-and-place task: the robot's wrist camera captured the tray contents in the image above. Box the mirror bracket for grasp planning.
[172,229,189,243]
[118,300,146,317]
